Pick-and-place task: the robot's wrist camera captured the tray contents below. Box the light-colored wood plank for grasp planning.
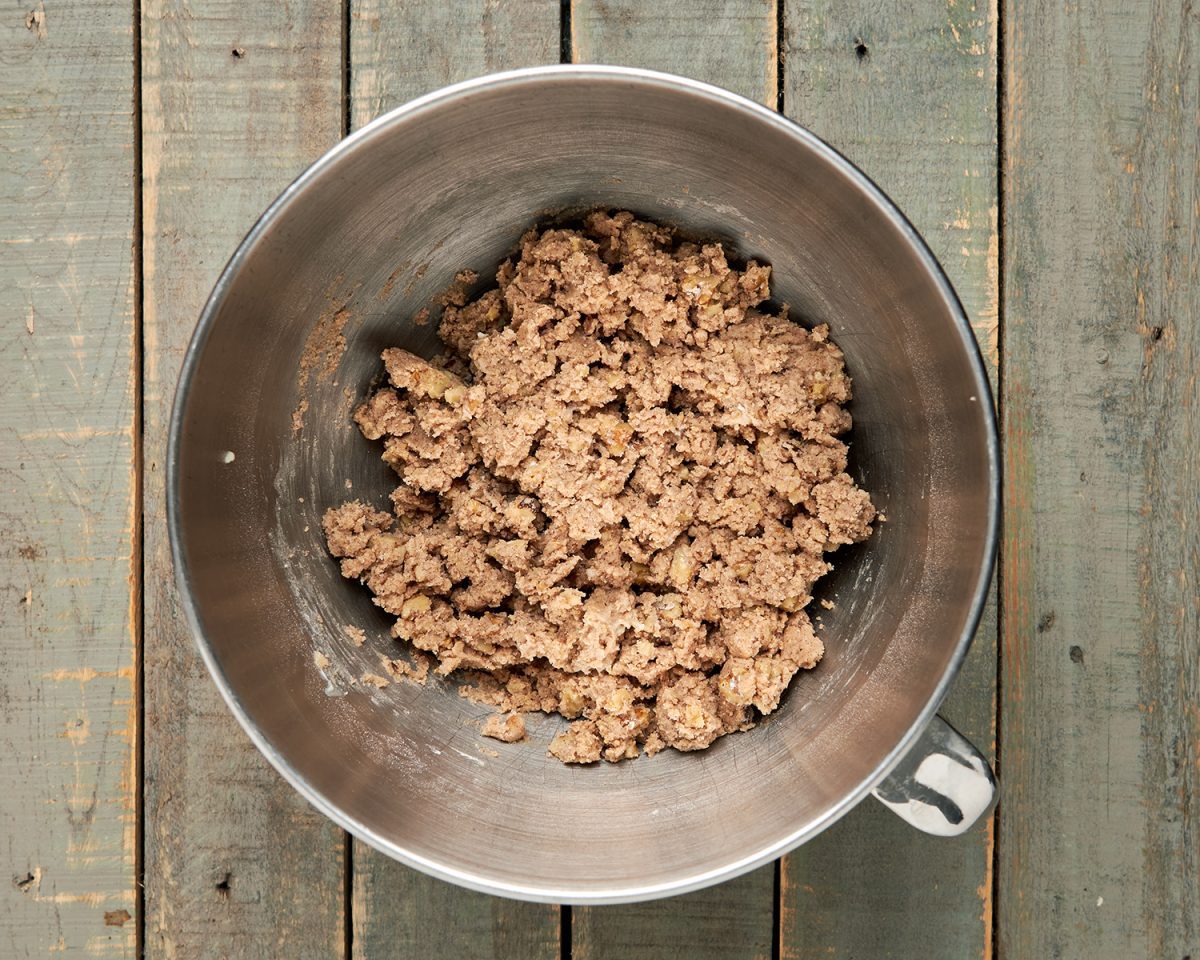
[140,2,347,957]
[0,1,138,955]
[1000,1,1199,956]
[350,0,562,129]
[347,3,563,956]
[571,0,778,107]
[569,3,778,955]
[780,0,999,956]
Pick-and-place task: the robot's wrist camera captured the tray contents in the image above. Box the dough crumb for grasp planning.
[482,712,527,743]
[343,624,366,646]
[323,211,875,764]
[549,720,604,764]
[360,672,390,689]
[382,653,432,686]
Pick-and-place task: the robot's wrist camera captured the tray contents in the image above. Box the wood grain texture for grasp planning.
[353,867,560,960]
[1000,1,1199,956]
[0,1,137,956]
[350,0,561,129]
[140,2,346,957]
[569,3,777,956]
[571,0,778,106]
[12,0,1200,956]
[780,1,999,957]
[572,871,773,960]
[347,3,562,957]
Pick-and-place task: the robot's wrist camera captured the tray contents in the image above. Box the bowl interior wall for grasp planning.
[173,73,993,898]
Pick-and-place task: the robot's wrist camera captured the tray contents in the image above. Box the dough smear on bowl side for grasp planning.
[322,210,875,764]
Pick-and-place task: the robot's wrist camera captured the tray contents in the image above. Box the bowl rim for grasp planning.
[168,63,1001,904]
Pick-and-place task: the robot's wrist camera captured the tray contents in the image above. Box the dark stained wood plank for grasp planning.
[347,3,563,957]
[0,1,138,955]
[571,0,778,106]
[353,867,561,960]
[1000,1,1199,956]
[140,2,347,957]
[569,3,778,956]
[780,0,999,957]
[572,872,773,960]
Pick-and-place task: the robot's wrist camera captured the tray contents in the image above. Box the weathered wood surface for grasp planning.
[8,0,1200,955]
[571,872,774,960]
[350,0,561,129]
[140,2,347,957]
[0,2,138,957]
[779,1,999,957]
[569,3,778,957]
[999,1,1199,957]
[572,0,777,106]
[346,3,563,958]
[352,867,560,960]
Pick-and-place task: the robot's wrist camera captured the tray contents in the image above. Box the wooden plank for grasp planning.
[353,866,561,960]
[571,0,778,106]
[999,1,1199,956]
[780,1,999,957]
[0,2,137,956]
[350,0,561,128]
[572,872,774,960]
[347,3,563,957]
[140,2,347,957]
[569,3,778,957]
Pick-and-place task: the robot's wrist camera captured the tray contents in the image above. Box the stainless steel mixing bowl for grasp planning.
[169,66,999,903]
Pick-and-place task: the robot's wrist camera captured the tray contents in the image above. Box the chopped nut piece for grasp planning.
[558,682,587,718]
[669,544,696,587]
[400,594,431,618]
[549,720,603,764]
[482,712,527,743]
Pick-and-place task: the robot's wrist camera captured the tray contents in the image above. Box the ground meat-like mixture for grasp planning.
[323,210,875,764]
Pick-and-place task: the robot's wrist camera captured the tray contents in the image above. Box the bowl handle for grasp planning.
[870,714,996,836]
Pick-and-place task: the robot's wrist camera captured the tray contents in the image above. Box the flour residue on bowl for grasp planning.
[292,283,354,434]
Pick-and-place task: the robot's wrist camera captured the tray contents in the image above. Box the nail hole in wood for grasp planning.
[1069,645,1084,664]
[1037,611,1056,633]
[854,38,869,61]
[231,47,245,59]
[1150,325,1164,341]
[215,872,232,896]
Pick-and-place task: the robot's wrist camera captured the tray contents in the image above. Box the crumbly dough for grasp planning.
[381,652,431,686]
[323,211,875,764]
[481,713,527,743]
